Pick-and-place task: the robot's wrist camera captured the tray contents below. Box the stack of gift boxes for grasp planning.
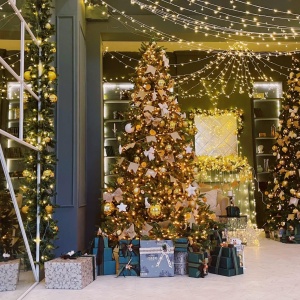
[93,235,116,275]
[208,244,243,277]
[174,238,189,275]
[118,239,140,276]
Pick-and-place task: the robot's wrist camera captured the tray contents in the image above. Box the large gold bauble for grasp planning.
[182,121,189,128]
[290,188,296,195]
[148,204,162,219]
[48,71,57,81]
[24,71,31,81]
[282,147,288,153]
[282,180,288,187]
[157,79,165,88]
[45,204,53,214]
[21,205,29,214]
[296,192,300,198]
[103,202,115,215]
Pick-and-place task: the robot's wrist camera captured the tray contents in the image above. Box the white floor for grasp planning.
[2,237,300,300]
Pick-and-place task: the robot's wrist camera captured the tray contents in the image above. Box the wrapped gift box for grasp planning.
[140,240,174,278]
[99,260,116,275]
[174,238,189,252]
[174,251,188,275]
[45,257,93,289]
[211,246,237,258]
[187,262,202,278]
[93,247,113,262]
[119,239,140,259]
[117,261,140,277]
[81,255,97,280]
[188,251,208,263]
[210,255,240,269]
[94,236,108,248]
[0,259,20,291]
[208,265,243,277]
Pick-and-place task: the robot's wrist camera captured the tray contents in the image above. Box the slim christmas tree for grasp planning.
[101,41,217,248]
[265,56,300,242]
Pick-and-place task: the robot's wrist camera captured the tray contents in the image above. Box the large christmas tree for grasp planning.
[101,41,218,249]
[265,56,300,241]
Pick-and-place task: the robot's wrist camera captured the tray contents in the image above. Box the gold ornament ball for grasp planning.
[49,94,58,103]
[148,204,162,219]
[48,71,57,81]
[117,177,124,184]
[188,199,196,208]
[159,120,165,127]
[103,202,115,215]
[24,71,31,81]
[45,23,51,29]
[134,156,140,163]
[45,204,53,214]
[21,205,29,214]
[133,187,140,195]
[282,147,288,153]
[170,121,176,129]
[290,188,296,195]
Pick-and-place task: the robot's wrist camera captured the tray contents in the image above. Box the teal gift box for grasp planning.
[119,256,139,264]
[188,252,208,263]
[117,261,140,276]
[208,265,243,277]
[188,262,201,278]
[212,246,237,258]
[98,260,116,275]
[93,247,113,262]
[174,238,189,252]
[210,255,240,269]
[119,239,140,258]
[140,240,174,278]
[94,236,108,248]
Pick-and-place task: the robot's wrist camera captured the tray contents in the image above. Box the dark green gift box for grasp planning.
[212,246,237,258]
[188,252,208,263]
[210,255,240,269]
[208,265,243,277]
[188,262,204,278]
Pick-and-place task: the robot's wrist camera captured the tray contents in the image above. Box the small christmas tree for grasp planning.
[265,56,300,241]
[101,41,218,248]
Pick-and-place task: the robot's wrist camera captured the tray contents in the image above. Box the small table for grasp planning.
[218,215,248,231]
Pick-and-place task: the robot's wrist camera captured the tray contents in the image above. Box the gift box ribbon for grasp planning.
[156,243,172,268]
[120,240,139,257]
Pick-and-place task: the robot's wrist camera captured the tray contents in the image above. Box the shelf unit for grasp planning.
[102,82,133,187]
[252,82,282,182]
[4,82,26,187]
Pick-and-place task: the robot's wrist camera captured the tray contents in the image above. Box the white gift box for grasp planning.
[45,257,93,289]
[0,259,20,292]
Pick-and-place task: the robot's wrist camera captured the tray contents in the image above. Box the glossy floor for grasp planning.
[2,237,300,300]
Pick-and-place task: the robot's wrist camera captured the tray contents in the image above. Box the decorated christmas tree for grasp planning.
[265,56,300,242]
[101,41,218,249]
